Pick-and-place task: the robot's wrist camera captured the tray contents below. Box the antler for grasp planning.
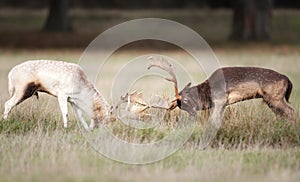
[122,91,148,106]
[115,56,181,113]
[118,91,169,114]
[147,56,181,110]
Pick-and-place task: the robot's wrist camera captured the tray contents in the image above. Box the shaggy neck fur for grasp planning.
[195,80,213,110]
[91,87,110,122]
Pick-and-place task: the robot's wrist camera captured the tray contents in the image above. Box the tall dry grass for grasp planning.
[0,43,300,181]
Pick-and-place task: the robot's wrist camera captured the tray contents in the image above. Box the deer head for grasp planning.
[147,56,199,116]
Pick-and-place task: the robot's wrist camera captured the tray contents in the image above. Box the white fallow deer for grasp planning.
[3,60,153,130]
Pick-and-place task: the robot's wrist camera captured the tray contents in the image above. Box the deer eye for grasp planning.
[183,98,188,103]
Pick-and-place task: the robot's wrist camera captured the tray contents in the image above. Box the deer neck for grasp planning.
[91,87,110,121]
[196,80,213,109]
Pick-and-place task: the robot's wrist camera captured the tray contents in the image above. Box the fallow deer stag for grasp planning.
[148,56,295,120]
[3,60,154,130]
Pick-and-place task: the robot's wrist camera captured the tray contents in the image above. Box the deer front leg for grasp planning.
[58,94,69,128]
[210,99,226,128]
[199,98,226,150]
[70,103,90,130]
[89,119,96,130]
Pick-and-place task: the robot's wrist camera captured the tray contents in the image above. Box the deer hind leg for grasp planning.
[57,94,69,128]
[263,83,295,121]
[3,82,39,119]
[265,99,294,120]
[3,92,24,119]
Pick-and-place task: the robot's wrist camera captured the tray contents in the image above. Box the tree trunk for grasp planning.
[230,0,272,41]
[43,0,72,32]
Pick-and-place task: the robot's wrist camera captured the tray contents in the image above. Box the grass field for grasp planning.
[1,47,299,182]
[0,8,300,182]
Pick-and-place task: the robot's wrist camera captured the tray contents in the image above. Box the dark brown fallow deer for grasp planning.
[148,57,295,120]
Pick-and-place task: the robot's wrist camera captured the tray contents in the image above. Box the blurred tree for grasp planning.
[230,0,273,41]
[43,0,72,32]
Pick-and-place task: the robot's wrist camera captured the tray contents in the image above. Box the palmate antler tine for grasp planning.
[147,56,181,100]
[127,91,148,106]
[167,99,178,110]
[129,92,170,111]
[120,91,170,114]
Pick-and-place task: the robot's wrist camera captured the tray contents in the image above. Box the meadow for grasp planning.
[0,9,300,182]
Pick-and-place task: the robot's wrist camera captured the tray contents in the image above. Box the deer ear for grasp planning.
[183,82,192,89]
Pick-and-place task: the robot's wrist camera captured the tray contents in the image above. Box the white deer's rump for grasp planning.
[3,60,110,130]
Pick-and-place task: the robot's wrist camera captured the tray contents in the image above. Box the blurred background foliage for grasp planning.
[0,0,299,48]
[0,0,299,9]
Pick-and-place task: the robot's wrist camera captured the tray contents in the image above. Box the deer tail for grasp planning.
[7,70,15,97]
[285,78,293,103]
